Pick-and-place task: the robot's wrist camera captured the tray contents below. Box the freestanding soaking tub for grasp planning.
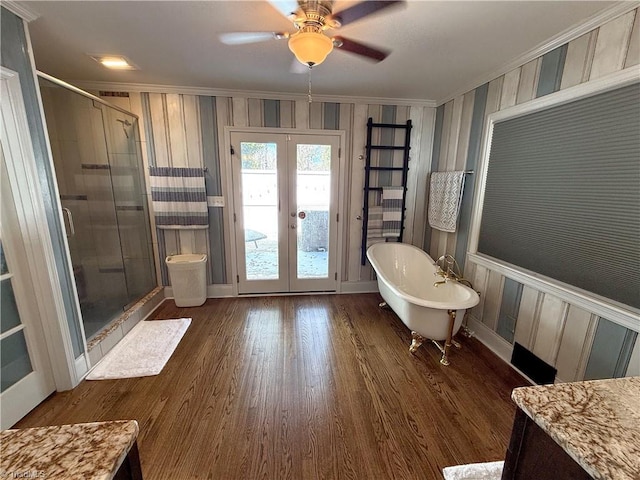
[367,242,480,365]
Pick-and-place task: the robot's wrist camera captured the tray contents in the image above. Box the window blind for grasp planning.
[478,82,640,309]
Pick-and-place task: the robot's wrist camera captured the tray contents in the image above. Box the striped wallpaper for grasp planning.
[97,6,638,344]
[426,7,639,268]
[116,91,434,288]
[426,7,640,382]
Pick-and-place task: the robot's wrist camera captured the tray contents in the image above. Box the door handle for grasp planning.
[290,224,296,229]
[62,207,75,237]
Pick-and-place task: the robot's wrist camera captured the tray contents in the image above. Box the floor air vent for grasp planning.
[511,342,557,385]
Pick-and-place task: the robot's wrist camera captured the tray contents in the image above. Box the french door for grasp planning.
[0,70,56,428]
[230,132,340,294]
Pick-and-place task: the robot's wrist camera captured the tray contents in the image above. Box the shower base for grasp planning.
[86,286,165,369]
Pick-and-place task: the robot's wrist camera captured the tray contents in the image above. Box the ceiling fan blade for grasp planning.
[267,0,304,19]
[328,1,404,27]
[333,36,390,62]
[219,32,287,45]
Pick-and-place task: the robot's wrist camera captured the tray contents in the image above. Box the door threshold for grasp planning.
[238,290,337,297]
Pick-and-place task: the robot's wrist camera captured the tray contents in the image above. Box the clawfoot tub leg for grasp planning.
[431,310,457,366]
[379,301,388,309]
[409,331,425,354]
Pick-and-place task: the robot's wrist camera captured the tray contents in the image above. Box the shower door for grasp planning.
[39,77,155,340]
[101,107,155,305]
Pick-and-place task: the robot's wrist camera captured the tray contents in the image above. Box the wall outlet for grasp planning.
[207,196,225,207]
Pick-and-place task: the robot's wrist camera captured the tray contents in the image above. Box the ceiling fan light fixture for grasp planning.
[288,31,333,66]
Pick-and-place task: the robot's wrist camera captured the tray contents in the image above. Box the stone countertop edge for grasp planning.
[511,377,640,480]
[0,420,139,480]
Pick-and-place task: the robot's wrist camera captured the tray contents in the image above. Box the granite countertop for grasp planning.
[1,420,139,479]
[512,377,640,480]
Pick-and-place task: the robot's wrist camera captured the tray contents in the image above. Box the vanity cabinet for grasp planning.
[502,377,640,480]
[502,409,592,479]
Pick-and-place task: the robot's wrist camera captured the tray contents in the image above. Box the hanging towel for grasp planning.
[365,205,386,248]
[428,171,466,233]
[367,206,384,238]
[149,167,208,229]
[382,187,404,238]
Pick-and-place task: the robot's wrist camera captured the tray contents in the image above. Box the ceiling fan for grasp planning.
[219,0,404,68]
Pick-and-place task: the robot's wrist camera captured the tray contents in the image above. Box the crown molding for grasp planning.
[2,1,40,22]
[437,1,640,105]
[71,80,437,108]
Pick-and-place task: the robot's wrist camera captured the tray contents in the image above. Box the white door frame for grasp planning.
[1,66,85,395]
[224,126,346,296]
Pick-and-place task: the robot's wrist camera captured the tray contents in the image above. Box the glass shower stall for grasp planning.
[38,75,156,340]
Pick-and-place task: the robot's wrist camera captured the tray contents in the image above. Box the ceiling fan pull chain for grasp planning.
[308,65,313,103]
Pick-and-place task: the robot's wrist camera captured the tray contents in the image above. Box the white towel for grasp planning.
[382,187,404,238]
[442,461,504,480]
[150,167,208,229]
[428,171,466,232]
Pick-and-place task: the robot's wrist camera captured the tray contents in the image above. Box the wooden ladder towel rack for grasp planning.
[361,117,412,265]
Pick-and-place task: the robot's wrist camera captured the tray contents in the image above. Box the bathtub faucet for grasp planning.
[434,254,466,287]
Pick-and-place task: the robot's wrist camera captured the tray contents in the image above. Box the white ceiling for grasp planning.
[25,1,617,103]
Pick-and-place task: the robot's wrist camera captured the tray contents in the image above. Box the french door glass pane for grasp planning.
[1,330,33,393]
[296,144,330,279]
[240,142,279,280]
[0,279,21,334]
[0,241,7,275]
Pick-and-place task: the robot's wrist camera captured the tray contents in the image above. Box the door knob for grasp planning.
[290,224,296,229]
[291,212,296,217]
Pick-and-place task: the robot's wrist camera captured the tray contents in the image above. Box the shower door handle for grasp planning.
[62,207,75,237]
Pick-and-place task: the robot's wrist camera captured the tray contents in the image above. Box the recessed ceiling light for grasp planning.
[88,54,138,70]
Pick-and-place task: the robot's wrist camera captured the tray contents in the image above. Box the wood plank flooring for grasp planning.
[17,294,528,479]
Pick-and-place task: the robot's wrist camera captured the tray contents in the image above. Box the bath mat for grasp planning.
[86,318,191,380]
[442,461,504,480]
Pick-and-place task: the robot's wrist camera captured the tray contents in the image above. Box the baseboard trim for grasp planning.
[164,284,235,299]
[468,317,513,361]
[165,283,379,298]
[340,281,379,294]
[467,316,536,385]
[208,284,234,298]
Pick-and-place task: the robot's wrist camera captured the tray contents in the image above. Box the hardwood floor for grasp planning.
[17,294,528,479]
